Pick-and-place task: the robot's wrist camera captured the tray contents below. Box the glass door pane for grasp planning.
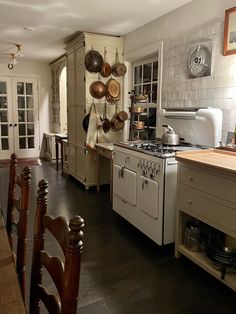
[16,82,35,149]
[12,77,39,158]
[0,78,13,158]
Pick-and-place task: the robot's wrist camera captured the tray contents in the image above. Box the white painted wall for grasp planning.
[0,60,51,155]
[124,0,236,143]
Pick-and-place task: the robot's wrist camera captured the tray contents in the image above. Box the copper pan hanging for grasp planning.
[112,48,127,77]
[100,47,112,78]
[106,78,120,98]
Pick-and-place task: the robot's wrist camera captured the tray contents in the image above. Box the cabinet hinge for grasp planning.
[83,41,85,47]
[84,76,85,82]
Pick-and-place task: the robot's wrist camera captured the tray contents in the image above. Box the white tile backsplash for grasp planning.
[162,20,236,142]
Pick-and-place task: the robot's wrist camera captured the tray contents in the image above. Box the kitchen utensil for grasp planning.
[106,78,120,99]
[117,110,128,122]
[112,48,127,77]
[102,102,111,133]
[129,106,144,113]
[84,47,103,73]
[110,103,124,131]
[100,47,112,78]
[161,124,179,145]
[133,121,145,130]
[82,112,90,133]
[105,93,120,104]
[89,81,107,99]
[184,220,203,252]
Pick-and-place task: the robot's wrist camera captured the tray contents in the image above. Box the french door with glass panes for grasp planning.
[0,76,39,159]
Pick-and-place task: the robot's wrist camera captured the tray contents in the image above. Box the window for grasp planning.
[133,57,158,104]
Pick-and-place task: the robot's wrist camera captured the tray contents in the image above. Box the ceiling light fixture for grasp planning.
[8,53,17,69]
[15,43,24,57]
[7,43,24,70]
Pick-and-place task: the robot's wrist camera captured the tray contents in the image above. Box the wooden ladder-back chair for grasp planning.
[30,179,84,314]
[6,152,31,303]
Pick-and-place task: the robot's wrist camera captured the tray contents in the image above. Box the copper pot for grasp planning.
[100,47,112,78]
[110,104,125,131]
[110,115,124,131]
[133,121,145,130]
[106,78,120,99]
[105,93,120,104]
[112,49,127,77]
[84,48,103,73]
[117,111,128,122]
[129,106,144,113]
[89,81,107,99]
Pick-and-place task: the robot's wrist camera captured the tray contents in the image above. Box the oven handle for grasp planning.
[167,160,178,165]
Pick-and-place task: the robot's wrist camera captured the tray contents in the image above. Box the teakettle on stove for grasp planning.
[161,125,179,145]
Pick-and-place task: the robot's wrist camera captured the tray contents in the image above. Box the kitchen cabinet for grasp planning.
[175,149,236,292]
[65,32,124,188]
[43,132,56,161]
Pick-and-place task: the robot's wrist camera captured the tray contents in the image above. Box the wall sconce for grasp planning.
[7,43,24,70]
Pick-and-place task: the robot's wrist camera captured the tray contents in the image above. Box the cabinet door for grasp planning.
[68,143,76,175]
[67,106,76,144]
[75,45,86,107]
[137,176,159,219]
[113,164,137,206]
[67,50,75,107]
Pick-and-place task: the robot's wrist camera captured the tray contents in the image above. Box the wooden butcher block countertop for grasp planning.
[175,148,236,175]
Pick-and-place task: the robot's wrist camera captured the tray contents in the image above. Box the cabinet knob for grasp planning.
[188,199,192,205]
[188,176,193,181]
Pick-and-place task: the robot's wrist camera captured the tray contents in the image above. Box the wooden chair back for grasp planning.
[30,179,84,314]
[6,153,31,303]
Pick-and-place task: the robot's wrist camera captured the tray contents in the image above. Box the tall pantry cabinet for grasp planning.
[65,32,124,189]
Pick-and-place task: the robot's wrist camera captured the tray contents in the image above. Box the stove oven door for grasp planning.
[113,165,137,206]
[137,176,159,219]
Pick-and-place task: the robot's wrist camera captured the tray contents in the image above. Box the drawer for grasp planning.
[113,149,139,172]
[180,166,236,204]
[180,187,236,234]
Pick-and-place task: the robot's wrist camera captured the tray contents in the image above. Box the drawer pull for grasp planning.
[188,176,194,181]
[188,199,193,205]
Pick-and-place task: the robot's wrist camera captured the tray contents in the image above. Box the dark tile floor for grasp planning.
[1,161,236,313]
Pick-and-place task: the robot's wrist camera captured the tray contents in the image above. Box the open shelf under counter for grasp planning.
[178,244,236,292]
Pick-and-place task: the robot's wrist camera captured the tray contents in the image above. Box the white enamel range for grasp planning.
[112,108,222,246]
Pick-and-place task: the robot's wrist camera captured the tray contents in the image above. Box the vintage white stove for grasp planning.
[112,108,222,245]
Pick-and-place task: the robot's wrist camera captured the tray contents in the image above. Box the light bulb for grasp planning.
[10,53,17,65]
[15,44,24,57]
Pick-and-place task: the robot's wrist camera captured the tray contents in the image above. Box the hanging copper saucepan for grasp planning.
[84,46,103,73]
[89,81,107,99]
[100,47,112,78]
[112,48,127,77]
[110,103,125,131]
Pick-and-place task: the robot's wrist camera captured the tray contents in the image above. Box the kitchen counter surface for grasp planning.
[175,148,236,175]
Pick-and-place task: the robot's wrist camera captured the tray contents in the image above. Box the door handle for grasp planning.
[14,123,17,127]
[9,123,13,127]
